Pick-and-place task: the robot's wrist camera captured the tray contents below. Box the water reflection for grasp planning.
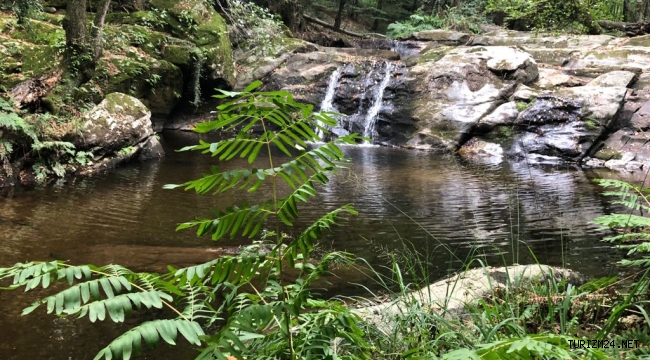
[0,131,628,360]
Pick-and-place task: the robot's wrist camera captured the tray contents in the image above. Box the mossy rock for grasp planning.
[0,37,60,89]
[626,35,650,47]
[82,55,183,115]
[0,14,61,89]
[0,16,65,47]
[105,11,168,32]
[593,148,623,161]
[103,24,168,57]
[200,44,235,87]
[149,0,234,86]
[162,44,193,68]
[418,49,446,64]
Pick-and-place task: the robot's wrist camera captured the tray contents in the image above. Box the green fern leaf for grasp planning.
[93,319,205,360]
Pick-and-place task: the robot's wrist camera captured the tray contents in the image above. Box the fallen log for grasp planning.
[598,20,650,36]
[10,70,62,109]
[303,14,386,39]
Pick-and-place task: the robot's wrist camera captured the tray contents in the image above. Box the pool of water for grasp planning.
[0,130,631,360]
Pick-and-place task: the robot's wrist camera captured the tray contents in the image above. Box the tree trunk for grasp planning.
[64,0,87,57]
[597,19,650,35]
[349,0,358,21]
[91,0,111,61]
[334,0,346,29]
[623,0,639,22]
[372,0,384,31]
[256,0,305,33]
[411,0,419,12]
[64,0,93,81]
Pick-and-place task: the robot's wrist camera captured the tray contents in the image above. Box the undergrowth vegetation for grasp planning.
[386,4,486,38]
[0,97,92,184]
[218,0,287,56]
[385,0,631,38]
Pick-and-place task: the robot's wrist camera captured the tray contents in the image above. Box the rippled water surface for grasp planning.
[0,131,632,360]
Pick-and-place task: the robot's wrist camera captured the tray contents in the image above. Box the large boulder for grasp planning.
[536,68,585,89]
[506,85,627,162]
[77,93,161,161]
[397,46,537,150]
[356,264,586,331]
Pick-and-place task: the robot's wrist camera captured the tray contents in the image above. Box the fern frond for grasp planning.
[596,178,650,211]
[594,214,650,230]
[171,252,270,287]
[92,319,205,360]
[176,202,273,240]
[620,257,650,268]
[135,272,183,296]
[288,205,358,258]
[180,283,220,323]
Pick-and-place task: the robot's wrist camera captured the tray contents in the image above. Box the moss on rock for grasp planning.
[593,148,623,161]
[0,15,65,47]
[0,36,60,90]
[105,11,168,32]
[162,44,192,68]
[81,55,183,115]
[149,0,235,87]
[626,35,650,47]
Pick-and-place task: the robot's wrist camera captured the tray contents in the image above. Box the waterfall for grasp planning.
[363,62,393,143]
[316,67,342,140]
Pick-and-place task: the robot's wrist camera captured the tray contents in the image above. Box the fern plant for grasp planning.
[593,178,650,337]
[0,81,370,360]
[593,179,650,269]
[0,97,91,183]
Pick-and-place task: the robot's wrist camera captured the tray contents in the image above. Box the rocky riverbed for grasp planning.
[252,29,650,175]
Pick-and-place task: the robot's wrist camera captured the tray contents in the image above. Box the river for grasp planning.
[0,130,629,360]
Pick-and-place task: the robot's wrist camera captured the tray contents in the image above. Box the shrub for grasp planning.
[485,0,601,34]
[218,0,286,56]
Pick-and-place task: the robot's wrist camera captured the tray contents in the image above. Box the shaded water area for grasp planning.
[0,131,632,359]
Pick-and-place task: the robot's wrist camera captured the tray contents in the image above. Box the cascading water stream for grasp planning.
[316,67,342,140]
[362,62,393,143]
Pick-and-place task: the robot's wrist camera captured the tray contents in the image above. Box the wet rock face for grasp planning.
[251,28,650,174]
[508,96,585,160]
[516,95,583,125]
[396,46,536,150]
[328,61,415,143]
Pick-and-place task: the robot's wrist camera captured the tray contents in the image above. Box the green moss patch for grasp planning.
[105,11,168,32]
[0,15,65,47]
[85,54,183,115]
[593,148,623,161]
[627,35,650,47]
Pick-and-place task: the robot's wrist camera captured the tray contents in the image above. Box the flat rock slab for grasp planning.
[537,68,585,88]
[354,264,586,333]
[587,70,638,87]
[403,30,471,44]
[480,30,623,49]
